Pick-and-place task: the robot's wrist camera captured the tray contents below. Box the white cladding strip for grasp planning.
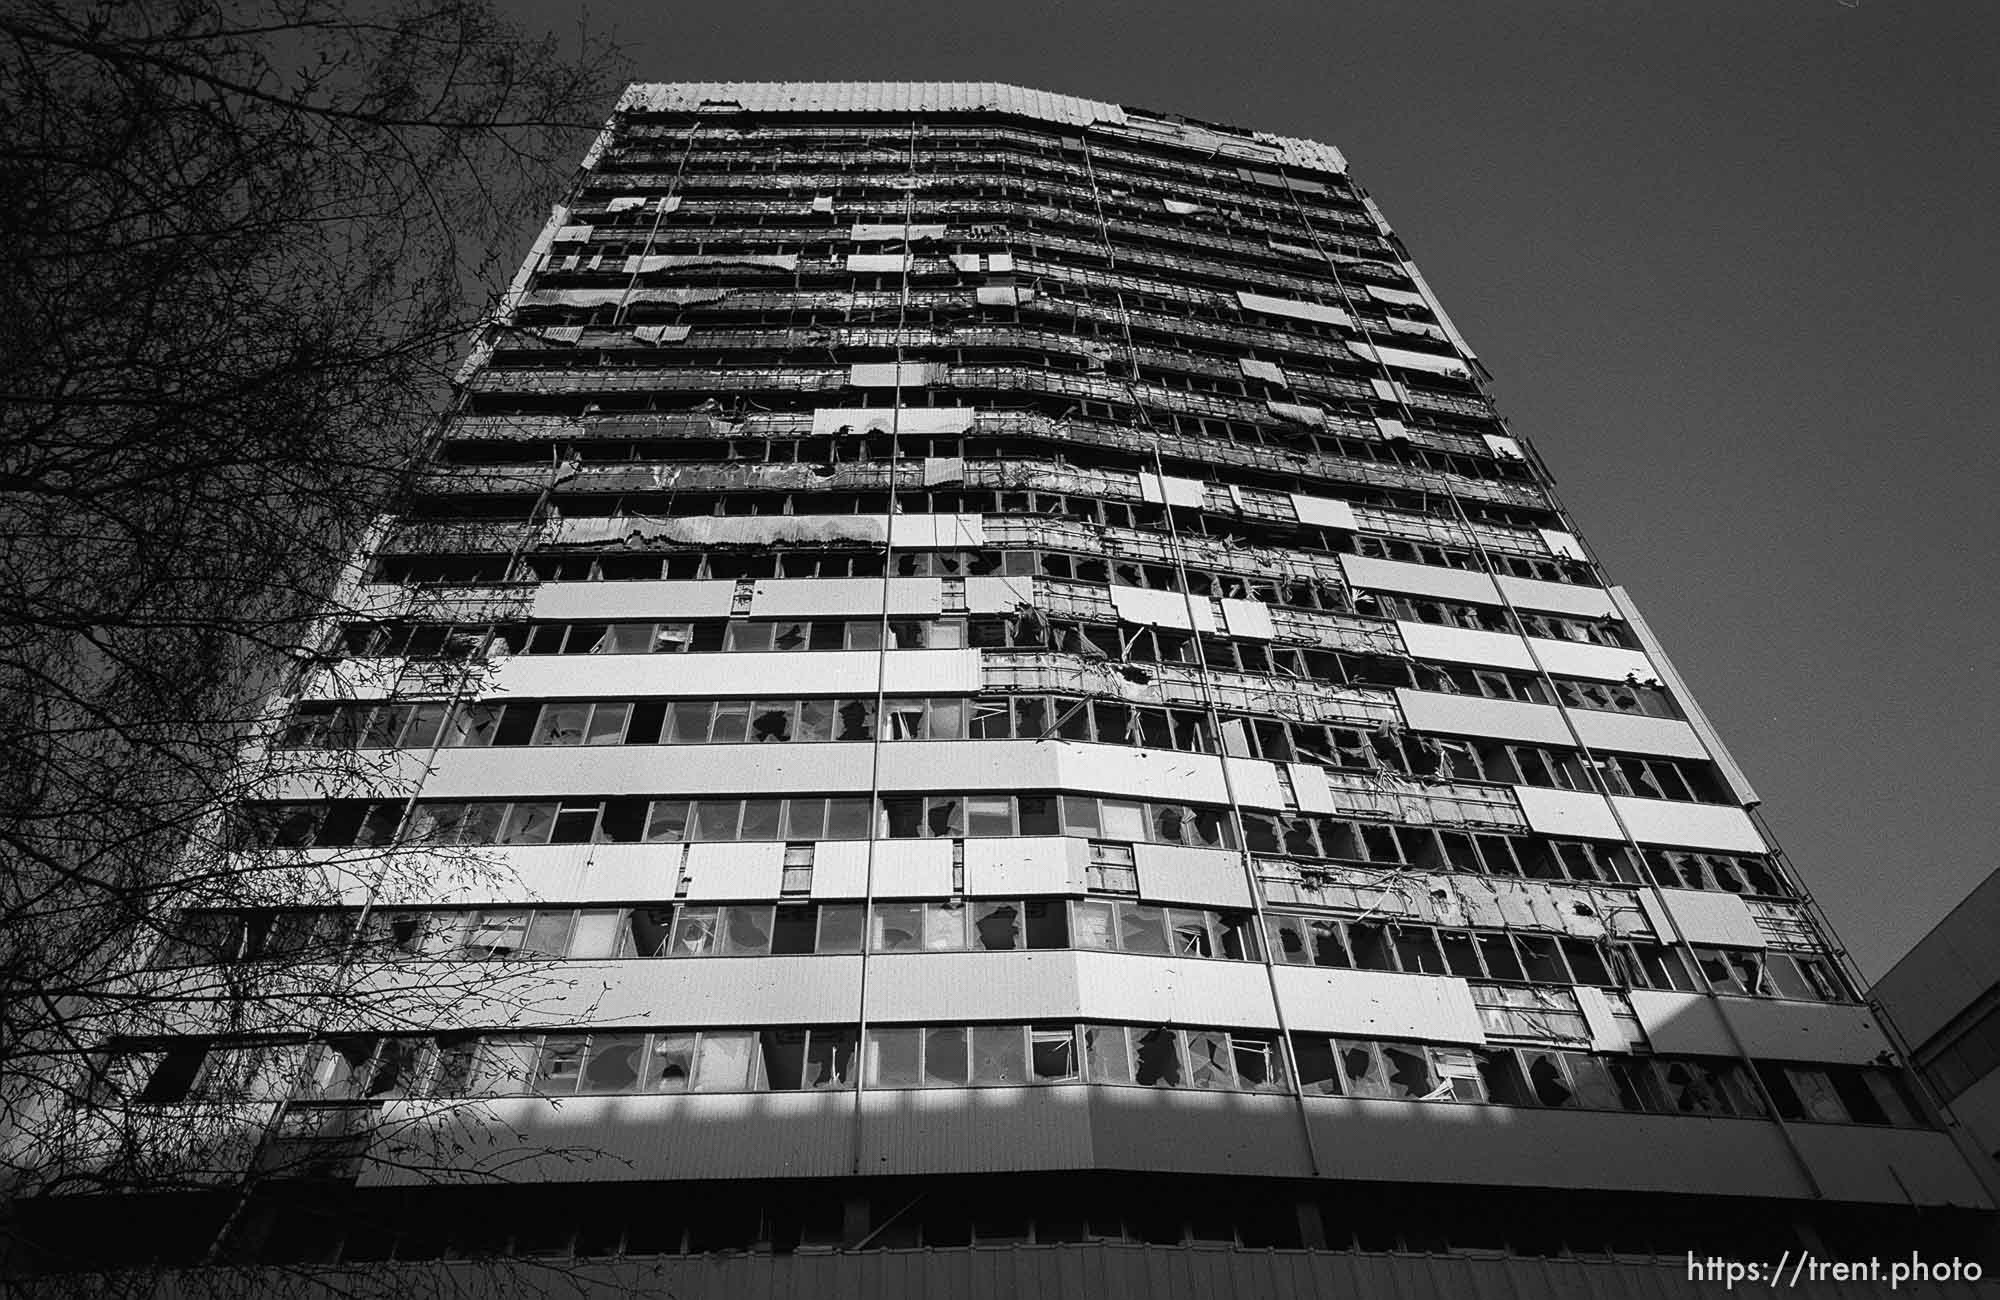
[1638,888,1766,949]
[1394,689,1575,747]
[749,577,942,617]
[1608,586,1761,806]
[1273,966,1485,1044]
[851,223,948,241]
[1110,585,1216,633]
[531,580,738,622]
[1630,991,1897,1067]
[963,837,1088,896]
[1395,688,1707,759]
[1235,291,1352,328]
[861,950,1279,1028]
[1347,340,1472,380]
[1132,844,1252,909]
[681,841,786,900]
[849,361,948,387]
[494,649,980,700]
[1344,554,1499,605]
[811,407,976,436]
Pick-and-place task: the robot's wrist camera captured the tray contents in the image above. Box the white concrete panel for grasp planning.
[846,252,909,272]
[811,407,975,437]
[1640,888,1766,949]
[1724,999,1896,1065]
[1611,798,1768,853]
[1482,433,1526,461]
[358,954,863,1032]
[1273,966,1486,1043]
[1132,844,1253,909]
[963,837,1088,896]
[1394,622,1536,671]
[1076,951,1280,1028]
[1348,340,1472,380]
[416,741,870,798]
[749,577,941,617]
[1136,472,1205,509]
[875,740,1064,793]
[1609,586,1761,806]
[682,841,786,900]
[490,648,977,698]
[1629,991,1733,1056]
[1525,638,1656,683]
[365,1091,855,1185]
[1302,1097,1810,1200]
[1494,576,1618,619]
[806,839,871,898]
[884,512,987,549]
[859,1087,1097,1176]
[1221,757,1287,810]
[1790,1124,1993,1209]
[1048,742,1231,805]
[1513,787,1624,840]
[1217,598,1274,640]
[1110,585,1215,632]
[1236,290,1351,327]
[851,222,947,241]
[864,950,1080,1022]
[1090,1090,1310,1178]
[871,838,954,896]
[1341,555,1501,605]
[1394,689,1573,745]
[849,361,946,387]
[574,843,680,901]
[964,575,1037,612]
[1539,528,1586,560]
[1564,708,1709,760]
[1574,986,1629,1052]
[530,580,738,621]
[1288,492,1358,531]
[1287,762,1337,814]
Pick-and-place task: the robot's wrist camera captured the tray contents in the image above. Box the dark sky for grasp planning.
[510,0,1999,979]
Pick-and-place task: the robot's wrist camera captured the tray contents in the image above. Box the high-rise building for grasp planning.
[22,82,1997,1295]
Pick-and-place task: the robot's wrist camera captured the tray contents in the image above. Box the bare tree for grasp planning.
[0,0,627,1283]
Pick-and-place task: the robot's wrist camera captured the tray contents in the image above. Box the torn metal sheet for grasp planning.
[921,455,965,486]
[851,223,947,242]
[811,407,975,437]
[1239,358,1287,385]
[1349,340,1472,380]
[1366,283,1428,308]
[632,324,693,344]
[626,253,798,273]
[1236,290,1352,328]
[1266,400,1327,428]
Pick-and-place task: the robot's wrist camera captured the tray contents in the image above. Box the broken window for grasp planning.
[1084,1025,1132,1084]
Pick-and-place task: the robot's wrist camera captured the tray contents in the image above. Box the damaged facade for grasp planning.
[32,81,1996,1294]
